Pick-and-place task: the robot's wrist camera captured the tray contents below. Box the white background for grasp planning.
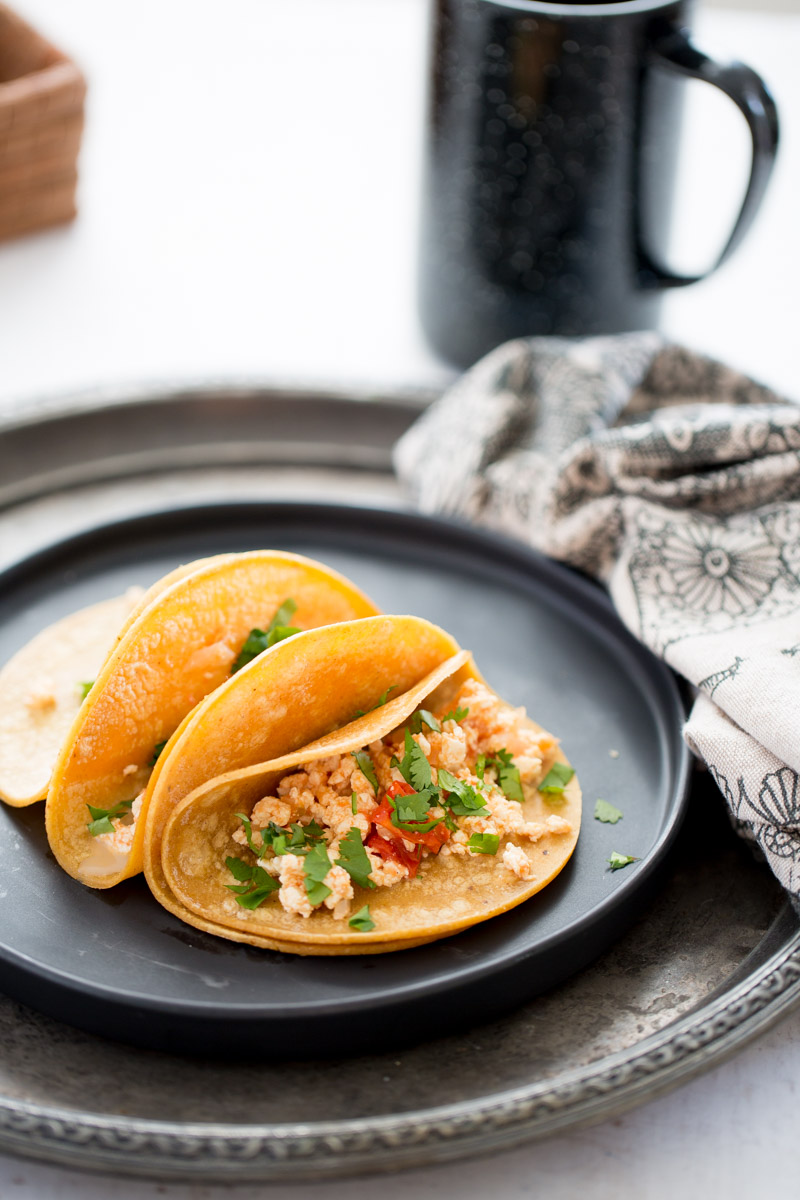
[2,0,800,1195]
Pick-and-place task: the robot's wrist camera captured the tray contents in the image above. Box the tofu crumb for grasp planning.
[122,763,138,777]
[503,842,533,880]
[25,691,56,712]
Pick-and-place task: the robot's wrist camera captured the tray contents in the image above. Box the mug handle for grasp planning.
[637,29,779,288]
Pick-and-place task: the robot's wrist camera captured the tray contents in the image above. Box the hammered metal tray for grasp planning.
[0,382,797,1183]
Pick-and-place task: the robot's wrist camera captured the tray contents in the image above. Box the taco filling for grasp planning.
[222,679,573,927]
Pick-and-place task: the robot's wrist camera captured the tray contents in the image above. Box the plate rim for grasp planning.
[0,381,797,1183]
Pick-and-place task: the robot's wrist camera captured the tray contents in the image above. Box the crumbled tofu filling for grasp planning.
[228,680,573,922]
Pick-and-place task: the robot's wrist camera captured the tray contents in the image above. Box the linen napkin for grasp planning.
[394,333,800,898]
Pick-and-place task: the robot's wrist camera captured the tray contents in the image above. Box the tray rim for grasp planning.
[0,380,798,1182]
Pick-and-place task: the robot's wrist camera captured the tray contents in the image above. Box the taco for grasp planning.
[143,615,472,922]
[0,591,143,807]
[154,616,581,954]
[45,551,379,888]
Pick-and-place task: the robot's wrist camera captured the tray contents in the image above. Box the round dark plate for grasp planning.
[0,501,689,1057]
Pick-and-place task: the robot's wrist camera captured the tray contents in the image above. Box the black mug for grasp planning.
[418,0,779,367]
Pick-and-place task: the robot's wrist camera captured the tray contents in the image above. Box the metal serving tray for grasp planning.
[0,382,797,1183]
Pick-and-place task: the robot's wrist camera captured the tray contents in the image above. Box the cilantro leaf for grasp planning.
[224,856,280,908]
[78,680,94,701]
[353,750,378,794]
[149,739,168,767]
[351,791,358,815]
[336,827,376,890]
[397,728,432,791]
[235,811,265,857]
[539,761,575,796]
[390,788,441,832]
[231,599,300,673]
[491,748,523,803]
[303,842,332,906]
[438,769,487,816]
[86,799,133,837]
[408,709,441,735]
[442,706,469,723]
[475,754,486,781]
[349,905,375,932]
[468,833,500,855]
[607,851,638,871]
[351,685,397,721]
[594,799,623,824]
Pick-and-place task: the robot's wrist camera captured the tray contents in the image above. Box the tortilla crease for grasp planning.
[0,592,142,807]
[45,551,379,888]
[144,617,472,920]
[158,645,581,955]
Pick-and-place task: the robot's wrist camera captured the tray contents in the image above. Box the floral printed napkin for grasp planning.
[394,333,800,898]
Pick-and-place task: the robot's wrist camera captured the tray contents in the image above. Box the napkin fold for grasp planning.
[394,334,800,897]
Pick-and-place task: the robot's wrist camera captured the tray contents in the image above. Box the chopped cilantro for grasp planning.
[390,788,441,832]
[475,754,486,781]
[235,812,265,857]
[349,905,375,932]
[594,799,623,824]
[78,680,94,701]
[438,769,487,816]
[231,599,300,673]
[397,728,433,791]
[352,685,397,720]
[150,739,168,767]
[353,750,378,793]
[86,799,133,837]
[336,827,375,890]
[225,856,280,908]
[491,748,523,803]
[303,842,332,906]
[468,833,500,855]
[408,709,441,735]
[539,761,575,796]
[442,706,469,723]
[351,791,358,815]
[607,851,637,871]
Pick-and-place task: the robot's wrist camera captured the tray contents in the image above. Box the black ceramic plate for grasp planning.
[0,502,689,1057]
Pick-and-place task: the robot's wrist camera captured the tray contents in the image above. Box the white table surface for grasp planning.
[2,0,800,1196]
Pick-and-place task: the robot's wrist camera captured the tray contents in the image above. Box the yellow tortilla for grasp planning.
[45,551,379,888]
[155,620,581,954]
[144,616,471,921]
[0,591,142,807]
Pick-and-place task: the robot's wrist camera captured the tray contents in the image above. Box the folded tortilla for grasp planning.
[155,617,581,954]
[0,591,143,807]
[45,551,379,888]
[143,615,471,923]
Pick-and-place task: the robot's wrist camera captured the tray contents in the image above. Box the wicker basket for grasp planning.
[0,4,86,242]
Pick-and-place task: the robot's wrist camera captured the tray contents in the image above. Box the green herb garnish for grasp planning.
[468,833,500,855]
[475,753,486,781]
[336,827,376,890]
[351,791,358,815]
[491,748,523,803]
[86,799,134,837]
[408,709,441,735]
[437,769,487,816]
[225,856,280,908]
[594,799,623,824]
[607,851,637,871]
[397,728,433,791]
[150,739,168,767]
[303,842,332,905]
[442,706,469,723]
[539,761,575,796]
[349,905,375,932]
[352,685,397,720]
[78,680,94,701]
[231,599,300,673]
[235,811,266,857]
[353,750,378,793]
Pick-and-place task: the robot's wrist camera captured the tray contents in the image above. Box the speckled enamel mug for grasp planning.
[418,0,779,366]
